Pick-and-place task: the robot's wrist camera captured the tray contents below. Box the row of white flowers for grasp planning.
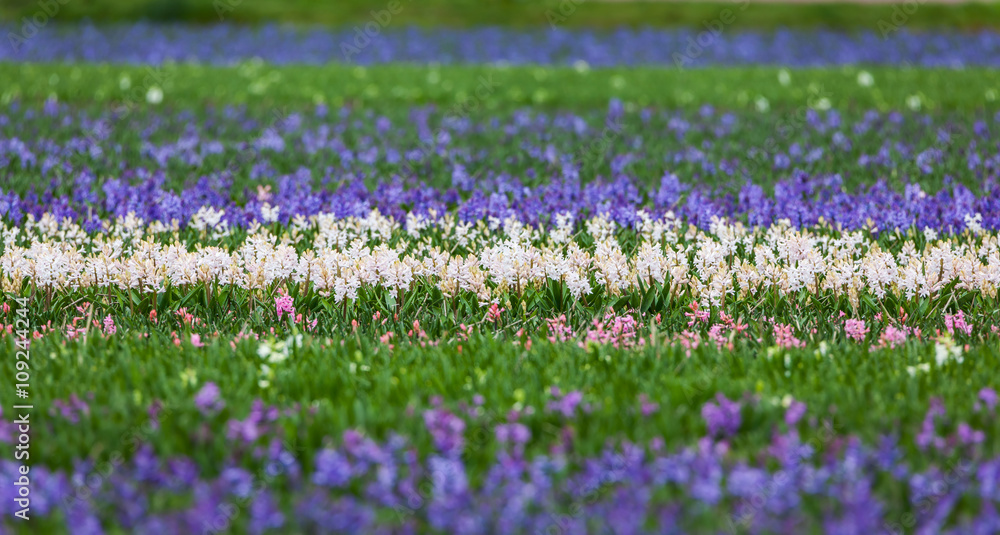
[2,209,998,307]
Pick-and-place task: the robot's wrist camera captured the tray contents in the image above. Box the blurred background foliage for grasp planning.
[1,0,999,30]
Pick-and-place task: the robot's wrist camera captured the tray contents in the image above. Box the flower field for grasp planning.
[5,24,1000,66]
[3,15,1000,535]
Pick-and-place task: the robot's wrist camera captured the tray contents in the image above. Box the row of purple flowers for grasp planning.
[3,103,999,232]
[3,393,997,534]
[3,23,1000,66]
[3,174,998,234]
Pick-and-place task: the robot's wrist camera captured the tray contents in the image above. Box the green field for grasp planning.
[14,331,1000,471]
[4,63,999,112]
[4,13,1000,532]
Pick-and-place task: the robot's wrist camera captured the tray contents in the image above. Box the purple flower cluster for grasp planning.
[3,397,998,535]
[3,23,1000,66]
[194,383,225,416]
[7,163,1000,234]
[423,407,466,457]
[547,387,586,417]
[701,393,742,438]
[3,103,1000,233]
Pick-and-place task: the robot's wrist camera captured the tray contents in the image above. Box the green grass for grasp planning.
[3,63,999,113]
[9,331,999,477]
[2,0,999,30]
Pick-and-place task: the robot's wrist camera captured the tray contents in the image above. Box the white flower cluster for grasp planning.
[2,210,1000,308]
